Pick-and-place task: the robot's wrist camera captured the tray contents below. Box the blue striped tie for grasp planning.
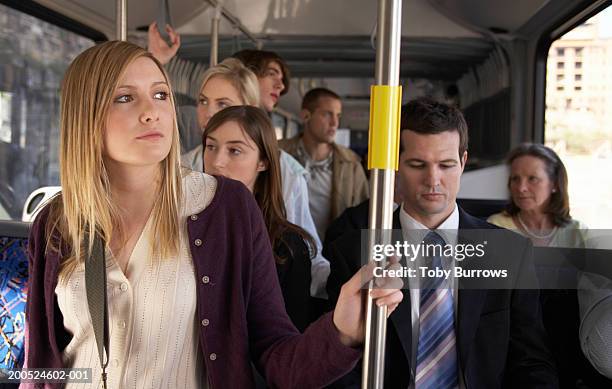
[415,231,458,389]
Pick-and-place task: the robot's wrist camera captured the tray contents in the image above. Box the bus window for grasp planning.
[0,3,94,221]
[545,5,612,228]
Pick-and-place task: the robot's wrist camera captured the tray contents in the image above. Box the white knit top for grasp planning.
[56,171,217,389]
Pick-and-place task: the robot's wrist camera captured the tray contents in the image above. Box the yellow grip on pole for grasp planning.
[367,85,402,170]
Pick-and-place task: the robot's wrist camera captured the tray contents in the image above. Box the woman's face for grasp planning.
[197,76,243,129]
[203,121,266,192]
[104,56,173,169]
[509,155,556,213]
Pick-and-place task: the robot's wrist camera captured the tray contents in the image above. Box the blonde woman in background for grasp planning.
[181,58,259,171]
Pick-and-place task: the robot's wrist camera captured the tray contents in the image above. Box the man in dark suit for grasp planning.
[326,98,558,388]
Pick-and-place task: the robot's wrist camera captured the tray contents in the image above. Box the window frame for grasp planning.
[534,0,612,143]
[0,0,107,42]
[0,1,105,220]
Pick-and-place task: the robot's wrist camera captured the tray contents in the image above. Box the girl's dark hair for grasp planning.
[505,143,571,227]
[202,105,316,263]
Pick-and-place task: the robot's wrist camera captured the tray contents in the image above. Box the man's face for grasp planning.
[302,96,342,144]
[258,61,284,112]
[398,129,467,228]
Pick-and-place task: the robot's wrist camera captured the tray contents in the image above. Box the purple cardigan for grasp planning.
[24,175,360,388]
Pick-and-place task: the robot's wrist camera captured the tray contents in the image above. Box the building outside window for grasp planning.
[545,6,612,227]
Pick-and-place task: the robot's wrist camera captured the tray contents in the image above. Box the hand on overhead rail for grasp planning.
[147,21,181,65]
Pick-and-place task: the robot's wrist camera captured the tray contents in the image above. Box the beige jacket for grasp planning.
[279,135,369,222]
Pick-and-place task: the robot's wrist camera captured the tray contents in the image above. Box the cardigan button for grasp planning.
[201,318,210,327]
[209,353,217,361]
[190,214,198,221]
[194,239,202,247]
[202,276,210,284]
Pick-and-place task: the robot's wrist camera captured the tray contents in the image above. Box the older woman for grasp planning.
[487,143,587,248]
[488,144,612,383]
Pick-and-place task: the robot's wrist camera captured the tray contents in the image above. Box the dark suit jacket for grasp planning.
[326,206,559,388]
[323,199,370,251]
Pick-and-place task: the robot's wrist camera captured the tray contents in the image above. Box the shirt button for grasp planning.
[202,275,210,284]
[209,353,217,361]
[112,359,119,367]
[120,283,128,292]
[190,214,198,221]
[201,318,209,327]
[118,320,126,329]
[194,239,202,247]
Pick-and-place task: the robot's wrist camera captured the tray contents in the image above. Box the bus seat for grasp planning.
[533,247,612,388]
[22,186,60,222]
[0,220,30,372]
[456,198,508,220]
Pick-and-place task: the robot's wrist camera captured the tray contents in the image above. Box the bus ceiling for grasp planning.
[29,0,574,80]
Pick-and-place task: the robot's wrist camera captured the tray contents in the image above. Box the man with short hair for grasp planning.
[232,49,290,113]
[280,88,369,241]
[326,98,558,388]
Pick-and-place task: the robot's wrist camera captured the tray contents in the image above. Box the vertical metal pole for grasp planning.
[362,0,402,388]
[210,5,221,67]
[116,0,127,41]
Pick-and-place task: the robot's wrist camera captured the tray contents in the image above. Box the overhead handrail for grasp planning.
[157,0,172,43]
[210,4,221,66]
[204,0,263,49]
[116,0,127,40]
[160,0,261,98]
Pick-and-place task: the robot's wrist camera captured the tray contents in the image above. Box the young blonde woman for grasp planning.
[23,41,402,389]
[180,57,259,172]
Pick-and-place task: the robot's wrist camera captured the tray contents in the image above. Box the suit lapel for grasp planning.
[390,209,414,366]
[457,289,487,369]
[456,208,488,369]
[390,289,413,364]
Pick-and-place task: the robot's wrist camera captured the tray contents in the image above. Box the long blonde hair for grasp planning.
[199,58,260,106]
[47,41,182,279]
